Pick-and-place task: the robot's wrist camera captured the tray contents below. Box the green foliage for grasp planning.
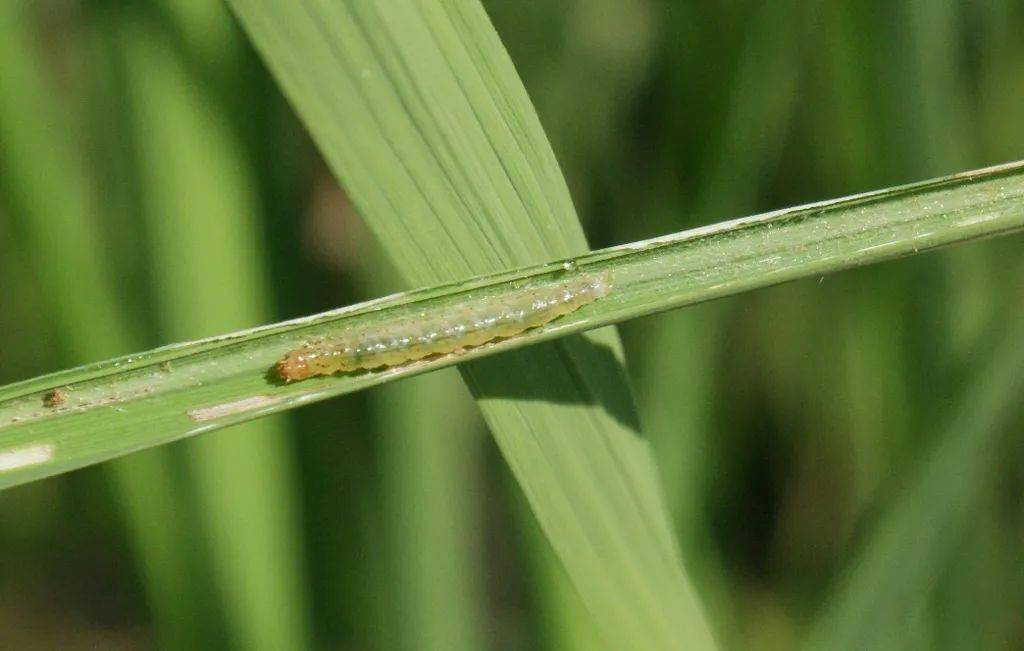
[0,0,1022,649]
[1,161,1020,489]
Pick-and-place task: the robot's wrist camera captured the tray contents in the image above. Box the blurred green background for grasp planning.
[1,0,1023,649]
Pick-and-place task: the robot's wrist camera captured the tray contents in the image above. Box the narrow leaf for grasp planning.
[803,308,1024,650]
[227,1,709,646]
[0,162,1019,483]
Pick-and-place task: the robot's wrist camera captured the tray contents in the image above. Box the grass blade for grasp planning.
[377,370,487,650]
[226,0,712,646]
[802,308,1024,650]
[121,15,311,649]
[0,2,217,645]
[0,161,1021,487]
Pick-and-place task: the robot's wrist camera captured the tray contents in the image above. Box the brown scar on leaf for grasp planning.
[43,389,68,409]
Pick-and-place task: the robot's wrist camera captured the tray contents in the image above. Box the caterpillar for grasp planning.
[277,271,611,382]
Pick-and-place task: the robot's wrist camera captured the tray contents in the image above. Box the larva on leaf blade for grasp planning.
[277,272,611,382]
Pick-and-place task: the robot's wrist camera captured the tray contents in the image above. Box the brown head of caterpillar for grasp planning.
[276,348,312,382]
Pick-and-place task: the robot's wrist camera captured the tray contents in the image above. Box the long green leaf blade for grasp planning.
[226,1,710,647]
[0,2,220,645]
[121,14,311,648]
[803,308,1024,650]
[0,160,1021,488]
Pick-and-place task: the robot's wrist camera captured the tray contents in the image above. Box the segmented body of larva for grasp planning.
[276,272,611,381]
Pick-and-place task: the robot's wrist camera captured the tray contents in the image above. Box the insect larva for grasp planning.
[277,272,612,382]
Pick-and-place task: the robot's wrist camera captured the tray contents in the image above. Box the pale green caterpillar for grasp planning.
[277,272,611,381]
